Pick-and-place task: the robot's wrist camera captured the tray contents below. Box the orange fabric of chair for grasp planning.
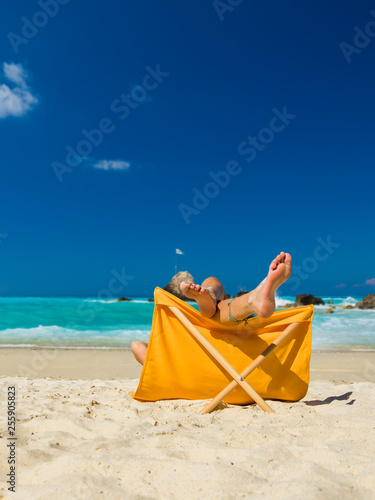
[132,287,314,405]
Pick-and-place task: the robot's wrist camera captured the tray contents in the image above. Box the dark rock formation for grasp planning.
[116,297,132,302]
[148,298,154,302]
[279,303,293,308]
[233,290,248,298]
[356,294,375,309]
[343,305,355,309]
[164,271,195,301]
[294,294,325,306]
[327,301,333,304]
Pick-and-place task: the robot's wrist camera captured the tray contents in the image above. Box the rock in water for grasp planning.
[318,306,335,315]
[164,271,195,300]
[294,294,325,306]
[356,294,375,309]
[116,297,132,302]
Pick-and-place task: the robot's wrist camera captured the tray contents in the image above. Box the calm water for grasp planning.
[0,295,374,350]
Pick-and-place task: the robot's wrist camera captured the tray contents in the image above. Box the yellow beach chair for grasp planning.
[132,287,314,413]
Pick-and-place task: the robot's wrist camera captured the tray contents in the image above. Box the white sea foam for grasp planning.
[322,296,359,306]
[340,296,358,306]
[275,296,293,307]
[83,299,119,304]
[1,296,374,350]
[83,299,153,304]
[0,344,129,350]
[312,312,375,347]
[313,304,329,310]
[0,325,150,346]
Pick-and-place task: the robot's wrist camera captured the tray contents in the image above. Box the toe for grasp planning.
[285,253,292,266]
[270,259,277,270]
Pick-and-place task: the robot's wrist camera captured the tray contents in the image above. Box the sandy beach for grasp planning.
[1,349,375,499]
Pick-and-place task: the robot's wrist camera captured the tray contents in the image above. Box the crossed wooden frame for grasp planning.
[168,305,304,414]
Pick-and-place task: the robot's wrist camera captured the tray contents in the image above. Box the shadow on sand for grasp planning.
[303,391,355,406]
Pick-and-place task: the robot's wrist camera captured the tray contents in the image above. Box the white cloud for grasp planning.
[0,62,38,119]
[3,62,27,86]
[92,160,131,171]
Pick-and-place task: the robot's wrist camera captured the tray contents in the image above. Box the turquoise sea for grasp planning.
[0,295,374,350]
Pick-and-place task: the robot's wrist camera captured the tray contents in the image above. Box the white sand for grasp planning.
[1,376,374,499]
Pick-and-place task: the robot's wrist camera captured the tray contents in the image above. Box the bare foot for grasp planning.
[249,252,292,318]
[180,282,218,318]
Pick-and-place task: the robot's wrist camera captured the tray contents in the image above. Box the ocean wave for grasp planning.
[83,299,153,304]
[275,297,293,307]
[340,296,358,306]
[1,296,374,350]
[0,344,131,350]
[0,325,150,346]
[322,296,359,306]
[275,296,360,308]
[83,299,119,304]
[312,313,375,347]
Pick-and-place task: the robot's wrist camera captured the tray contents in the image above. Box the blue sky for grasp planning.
[0,0,374,298]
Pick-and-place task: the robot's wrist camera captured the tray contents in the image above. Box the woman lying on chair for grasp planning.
[131,252,292,365]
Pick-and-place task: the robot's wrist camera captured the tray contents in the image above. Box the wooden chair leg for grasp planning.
[168,306,275,413]
[200,321,301,414]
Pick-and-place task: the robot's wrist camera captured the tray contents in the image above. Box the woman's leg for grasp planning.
[212,252,292,325]
[131,253,291,364]
[180,277,226,318]
[131,341,148,365]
